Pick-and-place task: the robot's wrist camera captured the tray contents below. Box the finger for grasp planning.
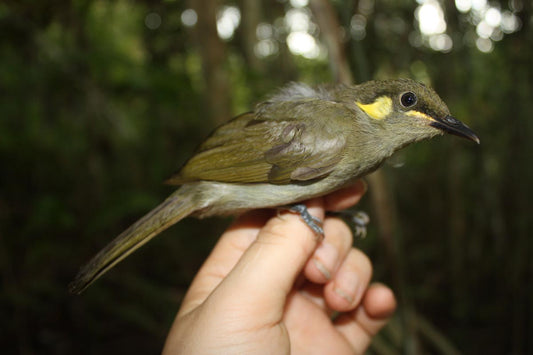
[324,248,373,312]
[179,180,365,315]
[324,179,367,211]
[334,283,397,353]
[304,217,353,283]
[178,210,271,316]
[209,198,326,320]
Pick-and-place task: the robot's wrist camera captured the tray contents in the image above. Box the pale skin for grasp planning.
[163,180,396,354]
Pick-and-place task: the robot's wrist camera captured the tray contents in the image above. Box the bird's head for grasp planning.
[343,79,479,147]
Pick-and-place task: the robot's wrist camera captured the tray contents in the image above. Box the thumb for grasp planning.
[211,198,325,319]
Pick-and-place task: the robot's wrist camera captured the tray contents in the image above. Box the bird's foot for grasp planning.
[326,210,370,239]
[280,204,324,239]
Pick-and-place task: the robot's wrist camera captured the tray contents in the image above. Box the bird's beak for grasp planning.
[430,115,480,144]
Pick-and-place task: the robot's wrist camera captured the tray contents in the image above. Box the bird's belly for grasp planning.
[187,150,388,218]
[190,176,352,218]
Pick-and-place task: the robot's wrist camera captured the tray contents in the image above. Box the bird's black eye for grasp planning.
[400,92,417,108]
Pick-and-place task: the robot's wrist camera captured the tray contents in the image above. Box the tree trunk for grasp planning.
[192,0,232,124]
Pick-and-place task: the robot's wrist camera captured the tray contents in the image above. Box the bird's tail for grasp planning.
[69,187,197,294]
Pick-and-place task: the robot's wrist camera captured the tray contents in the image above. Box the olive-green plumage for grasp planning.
[69,78,479,294]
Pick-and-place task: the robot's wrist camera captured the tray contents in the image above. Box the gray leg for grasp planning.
[285,204,324,237]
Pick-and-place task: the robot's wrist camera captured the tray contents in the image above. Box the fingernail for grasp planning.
[312,242,338,280]
[334,287,354,304]
[334,270,361,305]
[313,259,331,280]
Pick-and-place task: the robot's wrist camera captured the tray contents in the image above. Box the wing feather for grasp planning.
[166,98,351,185]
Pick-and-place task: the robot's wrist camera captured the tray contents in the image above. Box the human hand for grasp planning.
[163,180,396,354]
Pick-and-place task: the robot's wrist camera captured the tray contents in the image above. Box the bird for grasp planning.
[69,78,479,294]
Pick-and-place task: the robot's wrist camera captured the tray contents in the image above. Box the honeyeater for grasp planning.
[69,78,479,294]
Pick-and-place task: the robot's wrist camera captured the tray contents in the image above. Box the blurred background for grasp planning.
[1,0,531,353]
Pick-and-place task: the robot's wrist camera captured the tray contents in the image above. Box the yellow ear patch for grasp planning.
[356,96,393,120]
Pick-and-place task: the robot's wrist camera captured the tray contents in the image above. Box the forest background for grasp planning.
[1,0,531,353]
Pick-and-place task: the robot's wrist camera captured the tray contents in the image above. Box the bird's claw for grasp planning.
[282,204,324,239]
[279,206,370,240]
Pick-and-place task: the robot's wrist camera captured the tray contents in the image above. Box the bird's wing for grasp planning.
[166,99,350,185]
